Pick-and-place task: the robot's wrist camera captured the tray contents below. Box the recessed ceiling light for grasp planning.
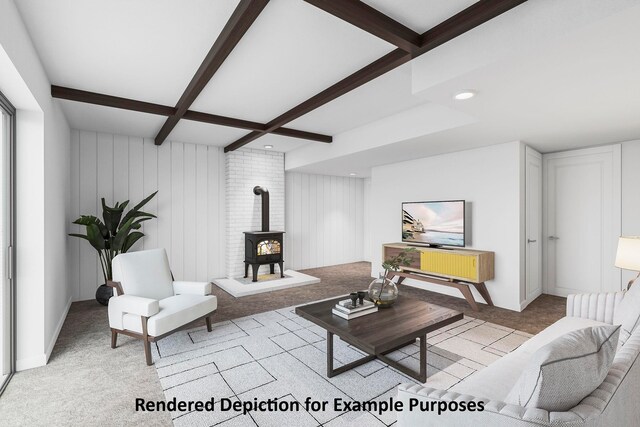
[264,144,273,149]
[454,90,475,100]
[349,173,357,176]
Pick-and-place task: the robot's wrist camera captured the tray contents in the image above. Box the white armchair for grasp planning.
[107,248,217,365]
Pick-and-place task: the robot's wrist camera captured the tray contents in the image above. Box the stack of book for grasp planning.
[332,298,378,320]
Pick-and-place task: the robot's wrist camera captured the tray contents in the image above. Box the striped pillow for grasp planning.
[506,325,620,411]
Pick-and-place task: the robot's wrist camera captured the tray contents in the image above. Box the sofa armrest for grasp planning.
[173,281,212,296]
[566,292,625,324]
[109,295,160,317]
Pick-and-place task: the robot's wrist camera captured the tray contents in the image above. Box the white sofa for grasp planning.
[107,248,217,365]
[398,292,640,426]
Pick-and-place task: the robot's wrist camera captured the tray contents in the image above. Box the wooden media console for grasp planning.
[383,243,495,311]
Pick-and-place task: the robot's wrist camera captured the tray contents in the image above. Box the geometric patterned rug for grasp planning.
[151,303,532,426]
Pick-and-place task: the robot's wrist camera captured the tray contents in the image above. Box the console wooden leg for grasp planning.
[111,329,118,349]
[458,284,480,311]
[206,316,212,332]
[472,282,494,306]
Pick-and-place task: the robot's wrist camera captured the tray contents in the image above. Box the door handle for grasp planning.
[548,236,560,241]
[527,239,537,243]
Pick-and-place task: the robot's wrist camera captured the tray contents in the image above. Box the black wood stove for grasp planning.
[244,186,284,282]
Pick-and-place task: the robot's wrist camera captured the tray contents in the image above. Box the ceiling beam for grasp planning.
[154,0,270,146]
[51,85,176,116]
[51,85,332,144]
[224,48,409,152]
[416,0,528,55]
[224,0,528,152]
[303,0,421,52]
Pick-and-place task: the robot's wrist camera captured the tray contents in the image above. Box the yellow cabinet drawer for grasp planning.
[420,251,477,281]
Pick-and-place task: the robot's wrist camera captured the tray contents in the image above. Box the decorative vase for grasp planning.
[96,284,113,306]
[368,274,398,308]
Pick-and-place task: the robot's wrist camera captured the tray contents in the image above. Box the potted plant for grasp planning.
[368,247,417,307]
[70,192,157,305]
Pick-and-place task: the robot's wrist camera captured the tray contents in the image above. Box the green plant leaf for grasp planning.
[68,233,90,241]
[73,215,99,226]
[119,191,157,229]
[86,223,106,251]
[102,198,124,236]
[122,232,144,253]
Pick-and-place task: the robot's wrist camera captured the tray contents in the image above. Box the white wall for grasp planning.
[363,177,373,262]
[285,172,364,270]
[0,0,71,370]
[225,148,284,279]
[69,130,225,300]
[369,141,524,311]
[621,139,640,286]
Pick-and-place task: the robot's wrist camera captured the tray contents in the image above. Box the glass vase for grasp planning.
[368,273,398,308]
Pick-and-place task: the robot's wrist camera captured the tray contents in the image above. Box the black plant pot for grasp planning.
[96,284,113,306]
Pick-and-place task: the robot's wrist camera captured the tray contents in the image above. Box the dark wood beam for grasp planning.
[51,85,176,116]
[303,0,421,52]
[183,110,332,143]
[223,48,410,152]
[154,0,270,145]
[416,0,528,56]
[271,127,332,143]
[52,85,332,144]
[224,0,528,152]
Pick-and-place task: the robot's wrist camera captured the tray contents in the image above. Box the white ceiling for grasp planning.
[362,0,478,33]
[14,0,640,176]
[190,0,393,123]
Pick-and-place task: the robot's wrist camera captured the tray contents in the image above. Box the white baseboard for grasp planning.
[45,296,72,362]
[520,290,542,311]
[16,353,47,371]
[16,297,72,371]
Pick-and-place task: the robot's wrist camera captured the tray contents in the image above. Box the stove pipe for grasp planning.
[253,186,269,232]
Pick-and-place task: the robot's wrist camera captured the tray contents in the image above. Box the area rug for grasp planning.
[212,270,320,297]
[151,303,532,426]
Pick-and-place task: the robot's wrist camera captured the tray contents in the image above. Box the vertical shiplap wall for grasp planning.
[69,130,225,301]
[285,172,365,270]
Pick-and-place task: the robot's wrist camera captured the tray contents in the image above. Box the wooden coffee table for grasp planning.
[295,295,463,382]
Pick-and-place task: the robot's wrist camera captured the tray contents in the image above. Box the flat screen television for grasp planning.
[402,200,465,247]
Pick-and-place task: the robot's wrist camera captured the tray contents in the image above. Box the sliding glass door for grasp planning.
[0,91,15,395]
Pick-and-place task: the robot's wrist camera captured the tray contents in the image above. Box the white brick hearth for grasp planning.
[225,148,285,279]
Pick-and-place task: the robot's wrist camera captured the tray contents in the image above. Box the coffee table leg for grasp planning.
[327,331,334,377]
[419,334,427,382]
[326,331,375,378]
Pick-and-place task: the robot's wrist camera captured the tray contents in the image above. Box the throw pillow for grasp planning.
[613,283,640,347]
[505,325,620,411]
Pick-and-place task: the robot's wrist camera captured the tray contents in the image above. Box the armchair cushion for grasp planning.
[613,284,640,346]
[121,294,217,337]
[112,249,174,300]
[108,295,160,330]
[173,281,212,296]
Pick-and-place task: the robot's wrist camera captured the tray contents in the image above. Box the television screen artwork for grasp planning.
[402,200,465,247]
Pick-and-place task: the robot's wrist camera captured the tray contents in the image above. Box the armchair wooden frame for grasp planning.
[107,280,216,365]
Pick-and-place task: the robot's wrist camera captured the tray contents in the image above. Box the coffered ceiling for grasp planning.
[14,0,640,175]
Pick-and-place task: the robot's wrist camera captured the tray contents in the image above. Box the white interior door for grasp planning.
[525,147,542,303]
[0,93,13,393]
[543,145,621,296]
